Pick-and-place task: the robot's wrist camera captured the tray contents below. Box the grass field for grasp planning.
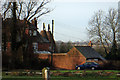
[2,77,120,80]
[2,70,120,80]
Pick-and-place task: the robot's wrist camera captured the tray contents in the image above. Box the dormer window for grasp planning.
[33,30,37,36]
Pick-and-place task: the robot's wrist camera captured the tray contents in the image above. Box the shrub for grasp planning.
[102,60,120,70]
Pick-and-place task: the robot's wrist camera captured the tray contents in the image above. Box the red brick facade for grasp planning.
[37,46,105,70]
[38,47,87,70]
[38,43,50,51]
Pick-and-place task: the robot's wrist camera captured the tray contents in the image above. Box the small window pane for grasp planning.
[29,30,32,36]
[33,43,38,53]
[33,30,37,36]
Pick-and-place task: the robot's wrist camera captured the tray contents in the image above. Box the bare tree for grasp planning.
[88,10,108,55]
[1,0,52,21]
[88,8,119,57]
[104,8,118,56]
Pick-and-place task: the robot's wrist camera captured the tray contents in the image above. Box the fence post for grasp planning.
[42,67,50,80]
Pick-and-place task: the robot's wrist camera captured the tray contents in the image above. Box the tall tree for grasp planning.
[1,0,51,21]
[88,10,108,55]
[66,41,73,52]
[2,0,52,69]
[59,42,67,53]
[104,8,118,58]
[11,2,17,51]
[87,8,119,59]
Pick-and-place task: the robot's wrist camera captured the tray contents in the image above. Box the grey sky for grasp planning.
[38,1,118,42]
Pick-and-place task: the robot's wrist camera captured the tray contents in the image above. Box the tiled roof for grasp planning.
[29,31,49,43]
[46,31,55,43]
[3,18,49,43]
[46,31,57,52]
[75,46,105,60]
[53,53,67,56]
[40,30,49,40]
[41,30,55,44]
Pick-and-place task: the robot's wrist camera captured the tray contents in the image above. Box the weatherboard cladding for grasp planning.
[75,46,105,60]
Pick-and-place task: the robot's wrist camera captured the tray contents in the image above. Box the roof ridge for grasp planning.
[75,46,91,47]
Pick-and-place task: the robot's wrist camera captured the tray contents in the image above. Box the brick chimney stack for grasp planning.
[34,18,37,28]
[48,24,50,31]
[43,23,46,30]
[88,41,93,47]
[52,20,54,35]
[31,18,37,28]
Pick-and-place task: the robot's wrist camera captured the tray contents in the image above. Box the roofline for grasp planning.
[53,53,67,56]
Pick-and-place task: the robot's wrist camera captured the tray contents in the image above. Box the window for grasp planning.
[29,30,32,36]
[94,59,98,61]
[5,42,11,51]
[25,29,29,34]
[33,30,37,36]
[33,43,38,53]
[16,34,21,42]
[2,33,6,51]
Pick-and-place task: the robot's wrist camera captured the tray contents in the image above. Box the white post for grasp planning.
[42,67,50,80]
[45,69,47,79]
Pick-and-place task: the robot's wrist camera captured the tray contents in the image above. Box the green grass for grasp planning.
[2,77,120,80]
[2,70,120,80]
[51,70,120,73]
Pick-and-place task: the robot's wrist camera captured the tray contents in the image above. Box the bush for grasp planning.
[102,60,120,70]
[31,57,51,70]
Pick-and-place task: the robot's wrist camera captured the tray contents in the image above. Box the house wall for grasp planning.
[38,53,68,69]
[37,47,87,70]
[52,54,68,69]
[38,54,51,59]
[66,47,86,69]
[38,43,50,51]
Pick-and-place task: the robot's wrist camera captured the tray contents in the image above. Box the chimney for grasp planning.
[34,18,37,28]
[48,24,50,31]
[88,41,93,47]
[31,18,37,28]
[43,23,46,30]
[32,20,34,25]
[52,20,54,35]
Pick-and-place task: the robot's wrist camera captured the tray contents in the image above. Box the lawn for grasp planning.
[2,77,120,80]
[2,70,120,80]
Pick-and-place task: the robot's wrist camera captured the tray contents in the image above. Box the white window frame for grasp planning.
[33,30,37,36]
[33,42,38,53]
[29,30,32,36]
[94,59,98,61]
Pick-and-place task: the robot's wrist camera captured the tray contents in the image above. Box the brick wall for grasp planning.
[38,43,50,51]
[65,47,86,69]
[37,47,87,70]
[38,54,50,59]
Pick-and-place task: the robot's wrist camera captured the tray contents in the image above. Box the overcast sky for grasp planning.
[38,0,118,42]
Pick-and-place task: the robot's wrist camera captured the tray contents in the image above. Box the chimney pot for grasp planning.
[31,18,37,28]
[48,24,50,31]
[52,20,54,35]
[43,23,46,30]
[34,18,37,28]
[88,41,93,47]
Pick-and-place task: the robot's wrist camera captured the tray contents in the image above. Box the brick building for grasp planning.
[37,46,105,70]
[2,18,55,57]
[2,18,105,70]
[40,23,57,52]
